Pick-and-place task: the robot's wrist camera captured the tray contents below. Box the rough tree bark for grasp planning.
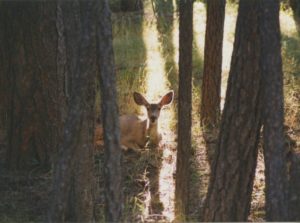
[200,0,226,128]
[0,1,59,170]
[202,0,262,221]
[97,0,123,221]
[259,0,289,220]
[288,152,300,220]
[175,0,193,221]
[48,0,96,221]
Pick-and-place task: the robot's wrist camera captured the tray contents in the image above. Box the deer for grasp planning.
[95,91,174,152]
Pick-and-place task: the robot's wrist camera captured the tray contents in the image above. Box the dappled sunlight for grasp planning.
[143,2,167,101]
[280,9,298,36]
[221,5,237,110]
[141,170,152,220]
[139,2,298,222]
[172,0,179,68]
[250,152,266,221]
[130,1,298,222]
[142,0,177,221]
[222,6,237,72]
[193,2,206,57]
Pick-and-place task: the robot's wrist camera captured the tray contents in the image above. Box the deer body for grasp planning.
[119,114,148,150]
[95,91,173,151]
[118,114,161,151]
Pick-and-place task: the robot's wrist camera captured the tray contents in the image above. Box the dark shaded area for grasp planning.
[260,1,289,220]
[0,1,59,171]
[121,0,143,12]
[109,0,143,12]
[0,167,51,222]
[288,151,300,221]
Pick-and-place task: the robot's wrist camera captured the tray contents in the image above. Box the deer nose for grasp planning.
[150,116,156,123]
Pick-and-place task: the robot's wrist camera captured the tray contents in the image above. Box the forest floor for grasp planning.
[0,1,300,222]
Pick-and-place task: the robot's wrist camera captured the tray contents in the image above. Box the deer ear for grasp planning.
[133,92,149,106]
[159,91,174,106]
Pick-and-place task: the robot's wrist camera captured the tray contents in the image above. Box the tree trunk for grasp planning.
[202,0,262,221]
[48,0,96,221]
[288,152,300,220]
[97,0,123,221]
[0,1,59,170]
[200,0,225,128]
[259,0,289,220]
[175,0,193,221]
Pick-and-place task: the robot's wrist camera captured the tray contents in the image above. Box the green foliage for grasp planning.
[111,13,147,114]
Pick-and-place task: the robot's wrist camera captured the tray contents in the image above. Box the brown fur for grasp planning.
[95,91,174,151]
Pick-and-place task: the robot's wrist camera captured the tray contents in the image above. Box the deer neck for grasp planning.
[147,119,158,139]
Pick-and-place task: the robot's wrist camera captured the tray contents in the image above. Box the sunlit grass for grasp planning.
[142,1,176,221]
[143,18,168,100]
[280,8,298,37]
[110,1,300,221]
[281,9,300,133]
[220,5,238,110]
[172,0,179,69]
[193,2,206,57]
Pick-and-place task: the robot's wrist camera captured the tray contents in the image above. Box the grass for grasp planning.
[283,34,300,132]
[280,9,300,155]
[107,1,300,221]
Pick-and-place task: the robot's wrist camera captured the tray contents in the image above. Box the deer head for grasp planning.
[133,91,174,124]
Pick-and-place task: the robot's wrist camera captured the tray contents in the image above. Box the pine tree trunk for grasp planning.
[0,1,59,170]
[200,0,225,128]
[259,0,289,220]
[175,0,193,221]
[97,0,123,221]
[202,0,262,221]
[288,152,300,220]
[48,0,96,221]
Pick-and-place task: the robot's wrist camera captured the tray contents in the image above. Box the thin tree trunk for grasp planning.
[202,0,262,221]
[48,0,96,221]
[175,0,193,221]
[259,0,289,220]
[200,0,225,128]
[97,0,123,221]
